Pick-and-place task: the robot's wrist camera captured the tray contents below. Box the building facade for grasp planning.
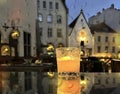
[36,0,68,55]
[68,10,94,57]
[89,4,120,33]
[0,0,38,94]
[90,23,118,57]
[88,4,120,57]
[0,0,37,58]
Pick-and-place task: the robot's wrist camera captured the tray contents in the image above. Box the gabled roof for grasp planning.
[69,15,79,28]
[90,22,116,33]
[69,9,89,28]
[69,9,91,36]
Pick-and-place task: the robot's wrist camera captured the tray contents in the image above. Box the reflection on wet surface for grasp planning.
[0,72,120,94]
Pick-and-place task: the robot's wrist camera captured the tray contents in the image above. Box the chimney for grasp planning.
[110,4,114,9]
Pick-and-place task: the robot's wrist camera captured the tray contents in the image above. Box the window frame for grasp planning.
[97,46,101,53]
[49,1,53,9]
[105,36,108,42]
[39,27,43,36]
[43,1,46,9]
[57,15,62,24]
[38,13,43,22]
[112,46,115,53]
[98,36,101,42]
[24,72,32,91]
[24,32,31,57]
[55,2,59,9]
[57,28,62,38]
[48,28,53,37]
[47,14,53,23]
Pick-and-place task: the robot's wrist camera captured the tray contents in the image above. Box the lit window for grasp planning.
[47,14,52,23]
[38,14,43,22]
[105,46,108,52]
[57,15,62,23]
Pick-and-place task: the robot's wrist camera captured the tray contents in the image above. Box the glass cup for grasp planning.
[56,47,80,72]
[56,47,81,94]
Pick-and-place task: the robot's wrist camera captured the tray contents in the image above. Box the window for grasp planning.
[48,28,52,37]
[24,32,31,57]
[55,2,59,9]
[97,46,101,53]
[95,79,101,84]
[81,19,83,22]
[105,46,108,52]
[37,0,40,8]
[57,15,62,23]
[113,37,115,43]
[49,2,53,9]
[105,36,108,42]
[38,14,43,22]
[43,1,46,8]
[112,46,115,53]
[98,36,101,42]
[105,78,109,84]
[57,29,62,38]
[39,28,42,36]
[47,14,52,23]
[113,78,116,84]
[24,72,32,91]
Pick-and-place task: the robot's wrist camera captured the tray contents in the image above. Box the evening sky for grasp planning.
[66,0,120,24]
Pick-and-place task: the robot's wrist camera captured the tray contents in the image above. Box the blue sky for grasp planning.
[66,0,120,24]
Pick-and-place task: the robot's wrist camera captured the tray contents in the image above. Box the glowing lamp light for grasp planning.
[47,72,54,78]
[1,45,10,56]
[80,80,87,85]
[11,29,20,39]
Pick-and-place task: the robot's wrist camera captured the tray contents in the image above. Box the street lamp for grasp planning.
[11,29,20,39]
[1,45,10,56]
[1,22,20,57]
